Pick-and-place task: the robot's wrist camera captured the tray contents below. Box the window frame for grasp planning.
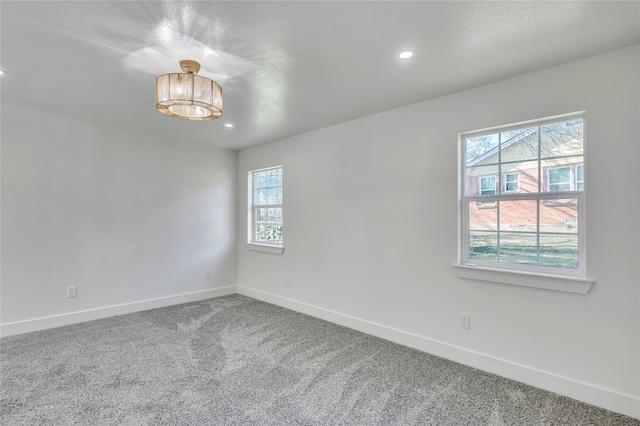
[457,113,594,293]
[247,166,284,254]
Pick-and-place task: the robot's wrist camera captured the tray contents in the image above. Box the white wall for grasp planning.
[1,105,238,334]
[1,43,637,418]
[237,45,640,418]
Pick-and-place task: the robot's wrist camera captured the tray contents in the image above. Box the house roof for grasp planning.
[466,120,584,167]
[466,129,538,166]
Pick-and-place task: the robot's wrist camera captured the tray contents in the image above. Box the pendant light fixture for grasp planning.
[156,60,222,120]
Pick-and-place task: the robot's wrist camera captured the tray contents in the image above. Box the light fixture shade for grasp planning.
[156,60,223,121]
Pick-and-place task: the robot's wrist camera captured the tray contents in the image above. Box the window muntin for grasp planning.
[250,166,283,244]
[461,115,585,275]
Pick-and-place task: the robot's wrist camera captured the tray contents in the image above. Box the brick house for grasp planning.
[466,122,583,234]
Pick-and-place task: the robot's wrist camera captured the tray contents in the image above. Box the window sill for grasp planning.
[247,243,284,255]
[453,264,594,294]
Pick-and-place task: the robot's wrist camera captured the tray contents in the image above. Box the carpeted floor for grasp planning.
[1,294,637,425]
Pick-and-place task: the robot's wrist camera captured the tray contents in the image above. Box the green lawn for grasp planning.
[469,233,578,269]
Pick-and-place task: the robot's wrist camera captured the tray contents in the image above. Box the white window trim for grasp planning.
[453,264,594,294]
[247,242,285,254]
[247,166,284,254]
[458,112,592,293]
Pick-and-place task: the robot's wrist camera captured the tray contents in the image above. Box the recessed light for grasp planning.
[224,123,233,128]
[399,51,413,59]
[0,70,5,76]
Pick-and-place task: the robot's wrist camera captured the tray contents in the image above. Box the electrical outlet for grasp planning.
[459,313,470,329]
[67,286,77,298]
[204,271,211,280]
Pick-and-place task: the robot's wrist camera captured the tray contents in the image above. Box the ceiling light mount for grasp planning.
[178,60,200,74]
[156,60,222,121]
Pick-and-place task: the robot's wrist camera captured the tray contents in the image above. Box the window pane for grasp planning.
[499,233,538,265]
[480,176,496,195]
[540,198,578,234]
[466,163,499,196]
[539,234,578,269]
[469,201,497,231]
[255,189,267,205]
[266,170,277,187]
[504,172,519,192]
[576,164,584,191]
[549,167,570,184]
[500,127,538,162]
[550,183,570,192]
[540,119,583,159]
[255,224,265,240]
[469,231,498,262]
[547,166,571,192]
[501,164,539,194]
[267,208,276,223]
[466,134,499,165]
[256,224,282,242]
[267,188,278,204]
[499,200,537,232]
[255,171,268,189]
[256,208,266,222]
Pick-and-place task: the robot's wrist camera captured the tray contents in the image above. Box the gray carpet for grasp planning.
[1,295,637,425]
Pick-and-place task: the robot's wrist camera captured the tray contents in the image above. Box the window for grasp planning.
[575,164,584,191]
[548,166,571,192]
[504,172,519,193]
[477,176,497,206]
[480,176,497,195]
[249,166,283,249]
[459,114,587,282]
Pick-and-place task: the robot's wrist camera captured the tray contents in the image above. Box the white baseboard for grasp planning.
[237,285,640,420]
[0,286,237,338]
[3,284,637,419]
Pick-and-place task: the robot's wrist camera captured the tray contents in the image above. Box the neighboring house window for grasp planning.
[576,164,584,191]
[478,176,497,207]
[504,172,519,193]
[548,166,571,192]
[250,166,283,245]
[479,176,497,195]
[460,114,585,276]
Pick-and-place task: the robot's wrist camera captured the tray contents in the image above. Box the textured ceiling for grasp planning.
[2,1,639,149]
